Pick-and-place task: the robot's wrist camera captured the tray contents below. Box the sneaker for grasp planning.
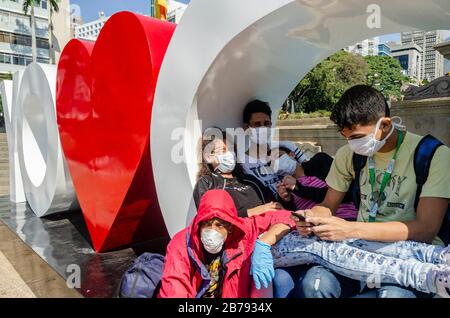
[442,246,450,266]
[434,267,450,298]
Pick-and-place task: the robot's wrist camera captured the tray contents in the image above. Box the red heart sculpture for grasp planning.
[56,12,176,252]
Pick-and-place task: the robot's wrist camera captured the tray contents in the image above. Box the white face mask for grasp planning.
[248,127,272,146]
[348,117,397,157]
[215,151,236,174]
[272,154,298,176]
[201,229,226,254]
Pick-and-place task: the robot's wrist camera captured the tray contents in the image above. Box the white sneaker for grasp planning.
[442,246,450,266]
[434,267,450,298]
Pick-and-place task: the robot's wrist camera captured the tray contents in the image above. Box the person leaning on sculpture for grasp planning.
[286,85,450,298]
[237,100,309,198]
[158,189,450,299]
[158,189,296,298]
[238,99,348,203]
[193,129,294,217]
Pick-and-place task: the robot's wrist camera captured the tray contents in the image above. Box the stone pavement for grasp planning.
[0,133,81,298]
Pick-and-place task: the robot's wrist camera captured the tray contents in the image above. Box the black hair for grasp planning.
[301,152,333,181]
[330,85,390,131]
[243,100,272,124]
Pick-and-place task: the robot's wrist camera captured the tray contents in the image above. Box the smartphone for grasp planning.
[291,211,306,222]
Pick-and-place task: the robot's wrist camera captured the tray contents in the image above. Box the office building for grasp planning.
[74,11,108,41]
[0,0,71,77]
[378,43,391,57]
[401,30,445,81]
[390,43,423,82]
[345,37,380,56]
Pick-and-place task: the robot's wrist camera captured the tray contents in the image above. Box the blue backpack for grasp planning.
[352,135,450,245]
[118,253,165,298]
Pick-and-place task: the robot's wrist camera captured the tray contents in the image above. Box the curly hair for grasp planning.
[196,129,228,181]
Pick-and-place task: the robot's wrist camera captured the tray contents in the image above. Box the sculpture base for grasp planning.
[0,196,170,298]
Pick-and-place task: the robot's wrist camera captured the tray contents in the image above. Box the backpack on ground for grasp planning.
[352,134,450,245]
[117,252,165,298]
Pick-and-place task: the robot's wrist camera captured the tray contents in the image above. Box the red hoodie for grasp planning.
[158,189,296,298]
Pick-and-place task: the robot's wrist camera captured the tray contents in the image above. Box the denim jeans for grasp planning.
[274,265,361,298]
[272,232,449,295]
[274,265,430,298]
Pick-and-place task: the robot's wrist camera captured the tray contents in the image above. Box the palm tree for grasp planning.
[23,0,60,64]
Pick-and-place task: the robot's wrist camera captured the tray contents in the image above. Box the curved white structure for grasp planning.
[0,71,26,203]
[151,0,450,237]
[16,63,78,217]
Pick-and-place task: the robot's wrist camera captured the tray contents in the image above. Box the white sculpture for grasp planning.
[0,71,26,203]
[151,0,450,237]
[15,63,78,217]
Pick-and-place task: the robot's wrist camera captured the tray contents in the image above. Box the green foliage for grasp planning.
[285,50,367,114]
[283,51,410,117]
[23,0,60,14]
[278,109,331,120]
[365,55,408,99]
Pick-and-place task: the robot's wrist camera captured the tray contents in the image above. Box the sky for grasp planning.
[70,0,190,22]
[70,1,449,73]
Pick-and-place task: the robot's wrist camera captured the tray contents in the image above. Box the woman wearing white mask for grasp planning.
[193,129,295,217]
[159,190,297,298]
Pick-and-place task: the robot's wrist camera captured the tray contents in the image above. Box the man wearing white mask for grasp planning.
[292,85,450,298]
[238,100,308,198]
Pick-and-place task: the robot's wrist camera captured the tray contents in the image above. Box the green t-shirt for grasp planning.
[326,131,450,245]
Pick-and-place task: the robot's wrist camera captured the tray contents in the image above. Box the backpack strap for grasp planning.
[413,135,444,210]
[352,153,368,210]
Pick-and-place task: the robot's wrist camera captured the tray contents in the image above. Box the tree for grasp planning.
[23,0,60,63]
[365,55,408,100]
[286,50,368,113]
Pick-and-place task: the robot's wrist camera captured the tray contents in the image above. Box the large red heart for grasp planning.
[56,12,176,252]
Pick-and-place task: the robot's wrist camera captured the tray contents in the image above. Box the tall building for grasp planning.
[70,11,83,39]
[50,0,71,64]
[390,43,422,82]
[74,11,108,41]
[345,37,380,56]
[378,43,391,57]
[0,0,71,77]
[167,0,187,24]
[401,30,445,81]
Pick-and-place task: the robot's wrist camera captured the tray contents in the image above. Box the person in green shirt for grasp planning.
[291,85,450,298]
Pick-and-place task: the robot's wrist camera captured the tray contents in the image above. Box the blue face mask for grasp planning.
[215,151,236,174]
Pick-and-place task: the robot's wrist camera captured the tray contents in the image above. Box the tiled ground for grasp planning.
[0,219,81,298]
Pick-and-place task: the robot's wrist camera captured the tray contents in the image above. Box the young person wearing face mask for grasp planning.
[238,100,308,199]
[163,182,450,299]
[290,85,450,298]
[158,190,297,298]
[193,130,296,217]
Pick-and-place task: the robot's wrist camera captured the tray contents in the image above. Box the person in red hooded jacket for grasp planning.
[158,189,296,298]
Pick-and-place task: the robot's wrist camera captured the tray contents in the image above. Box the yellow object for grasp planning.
[155,0,168,21]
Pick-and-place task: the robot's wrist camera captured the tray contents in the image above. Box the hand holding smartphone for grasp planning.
[291,211,306,222]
